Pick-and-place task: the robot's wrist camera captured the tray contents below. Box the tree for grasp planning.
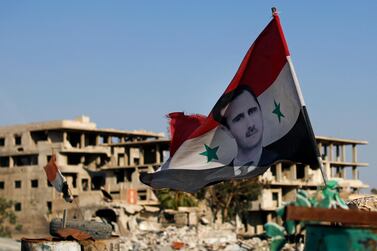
[198,178,262,222]
[371,188,377,194]
[0,197,22,237]
[156,178,262,223]
[156,189,198,210]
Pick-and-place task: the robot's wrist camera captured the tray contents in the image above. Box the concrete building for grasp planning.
[0,116,169,237]
[0,116,369,237]
[245,136,368,234]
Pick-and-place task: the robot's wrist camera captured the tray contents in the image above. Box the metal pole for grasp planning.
[62,209,67,228]
[271,7,277,15]
[272,6,327,187]
[317,156,328,186]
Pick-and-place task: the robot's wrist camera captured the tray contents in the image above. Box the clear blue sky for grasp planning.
[1,2,376,190]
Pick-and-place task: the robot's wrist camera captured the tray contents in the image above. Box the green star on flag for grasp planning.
[200,144,219,162]
[272,100,285,123]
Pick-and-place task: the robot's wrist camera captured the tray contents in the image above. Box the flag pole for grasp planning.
[271,7,328,187]
[317,156,328,185]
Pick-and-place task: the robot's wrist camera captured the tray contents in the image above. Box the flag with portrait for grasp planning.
[140,11,319,192]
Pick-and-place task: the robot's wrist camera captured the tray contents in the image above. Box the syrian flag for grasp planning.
[44,154,73,202]
[140,10,319,192]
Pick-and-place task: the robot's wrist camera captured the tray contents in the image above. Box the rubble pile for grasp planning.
[60,194,305,250]
[89,202,272,250]
[118,224,269,251]
[347,195,377,211]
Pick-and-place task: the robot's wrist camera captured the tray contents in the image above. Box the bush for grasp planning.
[197,178,262,222]
[157,189,198,210]
[0,197,21,237]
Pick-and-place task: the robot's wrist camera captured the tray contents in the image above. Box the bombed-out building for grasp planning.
[0,116,369,237]
[0,116,169,237]
[246,136,368,234]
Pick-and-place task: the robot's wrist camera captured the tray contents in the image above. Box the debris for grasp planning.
[188,212,198,226]
[144,206,160,213]
[123,204,143,214]
[200,216,209,225]
[101,188,113,202]
[116,221,271,250]
[138,221,162,232]
[347,195,377,211]
[200,228,237,245]
[0,237,21,251]
[21,240,81,251]
[50,218,112,240]
[174,212,188,226]
[56,228,93,241]
[171,241,185,250]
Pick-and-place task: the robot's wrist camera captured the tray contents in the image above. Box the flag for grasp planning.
[44,154,73,202]
[140,10,319,192]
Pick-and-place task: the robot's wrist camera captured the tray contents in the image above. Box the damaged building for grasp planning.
[0,116,369,238]
[0,116,169,238]
[246,136,368,235]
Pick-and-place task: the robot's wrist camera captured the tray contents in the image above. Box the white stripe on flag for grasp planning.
[287,56,306,106]
[258,62,301,146]
[169,127,236,170]
[50,170,65,192]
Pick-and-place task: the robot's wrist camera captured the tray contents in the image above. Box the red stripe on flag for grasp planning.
[226,16,289,97]
[44,154,58,182]
[273,12,290,59]
[188,15,290,140]
[168,112,207,155]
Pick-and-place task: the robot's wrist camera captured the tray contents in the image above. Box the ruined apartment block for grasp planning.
[0,116,369,238]
[246,136,368,235]
[0,116,169,237]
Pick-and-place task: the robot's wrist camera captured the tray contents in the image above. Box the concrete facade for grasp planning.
[0,116,369,238]
[245,136,368,235]
[0,116,169,237]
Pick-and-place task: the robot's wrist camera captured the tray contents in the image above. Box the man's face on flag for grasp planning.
[223,90,263,151]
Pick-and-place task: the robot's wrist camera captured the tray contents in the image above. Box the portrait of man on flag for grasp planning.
[212,84,277,177]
